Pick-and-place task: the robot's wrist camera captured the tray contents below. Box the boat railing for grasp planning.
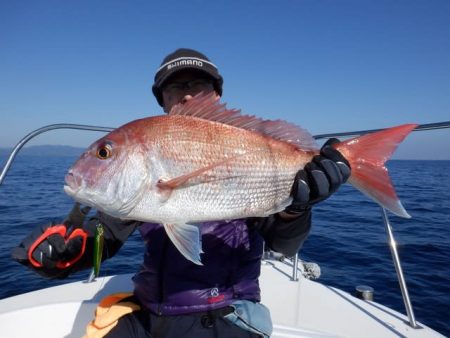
[312,121,449,329]
[1,121,449,330]
[0,124,114,185]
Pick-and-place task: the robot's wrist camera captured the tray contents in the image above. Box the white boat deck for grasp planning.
[0,257,444,338]
[259,259,441,337]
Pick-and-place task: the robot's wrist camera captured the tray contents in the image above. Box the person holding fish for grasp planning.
[12,48,354,337]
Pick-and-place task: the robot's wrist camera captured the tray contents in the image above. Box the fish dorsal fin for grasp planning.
[169,92,318,150]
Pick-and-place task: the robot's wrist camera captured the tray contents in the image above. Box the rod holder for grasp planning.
[292,254,299,281]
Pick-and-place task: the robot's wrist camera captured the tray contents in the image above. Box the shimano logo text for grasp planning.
[167,59,203,70]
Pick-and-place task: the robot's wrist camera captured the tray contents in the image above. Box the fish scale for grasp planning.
[142,123,303,220]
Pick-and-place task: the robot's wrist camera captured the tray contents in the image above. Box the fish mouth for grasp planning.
[64,172,82,195]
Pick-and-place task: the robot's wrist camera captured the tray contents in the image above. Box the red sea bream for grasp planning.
[64,93,417,264]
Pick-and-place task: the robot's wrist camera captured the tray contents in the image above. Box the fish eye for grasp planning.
[96,143,113,160]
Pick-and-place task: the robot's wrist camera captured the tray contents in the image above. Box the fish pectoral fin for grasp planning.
[157,157,239,191]
[163,223,203,265]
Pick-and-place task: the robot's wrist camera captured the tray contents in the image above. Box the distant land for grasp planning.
[0,145,85,157]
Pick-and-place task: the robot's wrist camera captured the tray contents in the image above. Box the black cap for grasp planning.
[152,48,223,106]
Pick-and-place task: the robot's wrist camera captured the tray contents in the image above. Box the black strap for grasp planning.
[199,306,234,328]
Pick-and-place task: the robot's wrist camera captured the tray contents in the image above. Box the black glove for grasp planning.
[286,138,351,213]
[11,203,91,273]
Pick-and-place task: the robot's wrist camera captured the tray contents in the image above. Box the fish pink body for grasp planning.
[64,94,416,264]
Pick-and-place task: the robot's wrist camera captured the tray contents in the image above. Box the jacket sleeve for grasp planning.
[247,209,312,257]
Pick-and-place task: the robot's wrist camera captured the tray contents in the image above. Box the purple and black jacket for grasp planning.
[133,220,263,315]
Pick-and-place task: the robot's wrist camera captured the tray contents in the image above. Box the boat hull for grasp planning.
[0,259,444,338]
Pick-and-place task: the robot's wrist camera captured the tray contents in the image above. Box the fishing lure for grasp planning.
[88,222,104,282]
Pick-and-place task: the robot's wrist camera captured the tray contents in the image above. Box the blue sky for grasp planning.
[1,0,449,159]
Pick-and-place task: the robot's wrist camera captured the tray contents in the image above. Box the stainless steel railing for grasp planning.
[1,120,449,329]
[2,121,449,186]
[381,208,418,327]
[0,124,114,186]
[313,121,450,140]
[311,121,449,328]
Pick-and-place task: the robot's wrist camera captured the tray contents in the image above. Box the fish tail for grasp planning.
[334,124,418,218]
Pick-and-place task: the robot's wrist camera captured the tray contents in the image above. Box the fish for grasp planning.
[64,93,417,265]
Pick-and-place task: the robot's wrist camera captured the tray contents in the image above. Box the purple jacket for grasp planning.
[133,219,263,315]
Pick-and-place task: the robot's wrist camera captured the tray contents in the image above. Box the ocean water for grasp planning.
[0,155,449,336]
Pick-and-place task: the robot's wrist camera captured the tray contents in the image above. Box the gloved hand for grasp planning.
[286,138,351,213]
[11,203,91,271]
